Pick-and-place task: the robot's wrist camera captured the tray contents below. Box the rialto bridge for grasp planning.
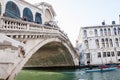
[0,0,79,80]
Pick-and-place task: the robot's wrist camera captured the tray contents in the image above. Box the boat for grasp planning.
[86,67,117,72]
[117,65,120,68]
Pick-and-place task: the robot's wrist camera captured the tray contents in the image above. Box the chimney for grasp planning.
[102,21,105,25]
[112,21,115,25]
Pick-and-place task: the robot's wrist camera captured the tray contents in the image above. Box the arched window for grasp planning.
[101,39,105,48]
[108,28,111,36]
[100,29,103,36]
[83,30,87,37]
[94,29,98,36]
[35,12,42,24]
[0,3,1,15]
[114,28,117,35]
[84,40,89,49]
[103,52,106,57]
[105,38,109,47]
[109,39,113,47]
[45,9,52,22]
[23,8,33,22]
[118,28,120,35]
[5,1,20,19]
[104,29,107,36]
[115,38,119,47]
[107,52,110,57]
[95,39,99,48]
[111,52,115,57]
[98,52,101,58]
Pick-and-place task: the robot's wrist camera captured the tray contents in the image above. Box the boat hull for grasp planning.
[86,67,117,72]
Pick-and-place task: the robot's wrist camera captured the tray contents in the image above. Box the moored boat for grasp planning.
[86,67,117,72]
[117,65,120,68]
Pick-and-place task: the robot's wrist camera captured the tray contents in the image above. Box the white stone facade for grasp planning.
[76,24,120,65]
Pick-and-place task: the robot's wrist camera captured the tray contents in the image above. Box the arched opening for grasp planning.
[100,29,103,36]
[84,40,89,49]
[45,9,52,22]
[23,8,33,22]
[104,29,107,36]
[98,52,101,58]
[114,28,117,35]
[109,39,113,47]
[94,29,98,36]
[101,39,105,48]
[83,30,87,37]
[95,39,99,48]
[108,28,111,36]
[24,42,74,67]
[115,38,119,47]
[5,1,20,19]
[105,38,109,47]
[35,12,42,24]
[118,28,120,35]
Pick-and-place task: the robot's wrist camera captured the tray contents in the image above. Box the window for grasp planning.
[104,29,107,36]
[86,53,90,59]
[83,30,87,37]
[108,28,111,36]
[105,38,109,47]
[109,39,113,47]
[35,12,42,24]
[23,8,33,22]
[118,59,120,61]
[107,52,110,57]
[95,39,99,48]
[5,1,20,19]
[84,40,89,49]
[118,28,120,35]
[114,28,117,35]
[98,52,101,58]
[117,51,120,56]
[103,52,106,57]
[115,38,119,47]
[94,29,98,36]
[45,9,52,22]
[111,52,115,57]
[100,29,103,36]
[101,39,105,48]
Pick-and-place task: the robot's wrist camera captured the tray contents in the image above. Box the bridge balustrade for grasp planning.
[0,16,73,54]
[0,16,69,41]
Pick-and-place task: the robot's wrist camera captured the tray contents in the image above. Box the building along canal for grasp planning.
[16,68,120,80]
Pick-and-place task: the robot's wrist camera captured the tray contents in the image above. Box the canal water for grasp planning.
[16,68,120,80]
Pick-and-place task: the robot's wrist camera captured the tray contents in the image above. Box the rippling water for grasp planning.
[16,69,120,80]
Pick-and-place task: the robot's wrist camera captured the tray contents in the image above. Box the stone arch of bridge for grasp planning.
[25,41,75,67]
[8,38,77,80]
[24,38,76,67]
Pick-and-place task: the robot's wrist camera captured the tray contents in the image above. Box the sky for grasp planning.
[25,0,120,46]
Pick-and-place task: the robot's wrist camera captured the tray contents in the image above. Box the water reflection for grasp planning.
[75,69,120,80]
[16,69,120,80]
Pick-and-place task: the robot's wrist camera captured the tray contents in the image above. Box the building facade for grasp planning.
[76,23,120,65]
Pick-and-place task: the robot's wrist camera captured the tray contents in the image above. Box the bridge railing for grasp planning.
[0,16,76,52]
[0,16,68,40]
[0,16,75,54]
